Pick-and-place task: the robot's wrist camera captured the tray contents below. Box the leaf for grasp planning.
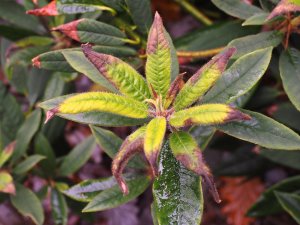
[82,175,150,212]
[242,13,269,26]
[169,104,250,128]
[144,117,166,175]
[34,133,56,177]
[44,92,149,121]
[169,131,220,202]
[11,183,44,225]
[228,31,283,59]
[275,191,300,224]
[59,136,96,176]
[153,142,203,225]
[0,141,15,168]
[43,72,71,101]
[0,171,15,194]
[0,1,42,32]
[217,109,300,150]
[202,48,273,104]
[62,51,117,92]
[248,175,300,216]
[146,12,176,98]
[39,95,147,127]
[51,188,68,225]
[0,25,36,41]
[125,0,153,34]
[0,81,24,150]
[91,126,144,168]
[190,126,216,149]
[32,45,137,72]
[279,48,300,111]
[212,0,264,19]
[272,102,300,131]
[174,48,236,110]
[175,21,258,51]
[65,173,143,202]
[27,0,116,16]
[52,18,128,45]
[220,177,264,225]
[82,44,151,101]
[13,155,45,175]
[268,0,300,20]
[11,109,42,163]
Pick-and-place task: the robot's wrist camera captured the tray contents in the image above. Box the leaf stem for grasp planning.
[173,0,213,25]
[177,47,224,58]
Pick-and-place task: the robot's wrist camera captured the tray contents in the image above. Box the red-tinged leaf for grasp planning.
[52,19,81,42]
[0,171,15,195]
[268,0,300,20]
[0,141,16,168]
[26,1,58,16]
[82,44,151,101]
[164,73,185,109]
[220,177,264,225]
[112,126,146,195]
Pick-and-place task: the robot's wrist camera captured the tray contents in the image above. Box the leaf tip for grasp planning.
[26,1,58,16]
[51,19,83,41]
[227,109,251,122]
[44,107,58,124]
[32,56,41,68]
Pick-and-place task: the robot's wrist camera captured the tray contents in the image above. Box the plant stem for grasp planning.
[174,0,213,25]
[177,47,224,58]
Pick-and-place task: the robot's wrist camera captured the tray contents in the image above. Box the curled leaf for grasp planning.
[44,92,149,123]
[268,0,300,20]
[112,126,146,195]
[174,47,236,111]
[169,131,220,203]
[144,117,167,176]
[169,104,251,128]
[82,43,151,101]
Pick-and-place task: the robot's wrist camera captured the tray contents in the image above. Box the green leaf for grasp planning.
[0,1,42,33]
[82,175,150,212]
[146,12,176,98]
[202,48,273,104]
[279,48,300,111]
[272,102,300,131]
[62,51,117,92]
[248,175,300,216]
[91,126,144,168]
[47,92,149,119]
[65,173,143,202]
[174,48,236,110]
[275,192,300,224]
[260,148,300,170]
[82,44,151,101]
[0,81,24,150]
[242,13,269,26]
[11,109,42,163]
[190,126,216,150]
[11,183,44,225]
[43,73,71,101]
[153,142,203,225]
[212,0,264,19]
[175,21,258,51]
[59,136,96,176]
[0,171,15,194]
[217,109,300,150]
[125,0,152,34]
[13,155,45,175]
[228,31,283,59]
[33,45,137,72]
[39,95,147,127]
[53,19,128,45]
[170,104,250,128]
[51,188,68,225]
[34,133,56,177]
[0,25,36,41]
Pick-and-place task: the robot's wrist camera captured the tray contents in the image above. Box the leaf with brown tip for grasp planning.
[268,0,300,20]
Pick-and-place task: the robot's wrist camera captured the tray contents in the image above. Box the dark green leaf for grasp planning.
[153,142,203,225]
[203,48,272,104]
[242,13,269,26]
[190,126,216,150]
[82,175,150,212]
[59,136,96,176]
[0,81,24,150]
[125,0,152,34]
[275,192,300,224]
[0,25,36,41]
[279,48,300,111]
[217,110,300,150]
[11,109,42,163]
[11,183,44,225]
[43,73,70,101]
[228,31,283,59]
[212,0,264,19]
[272,103,300,131]
[13,155,45,175]
[248,175,300,216]
[51,188,68,225]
